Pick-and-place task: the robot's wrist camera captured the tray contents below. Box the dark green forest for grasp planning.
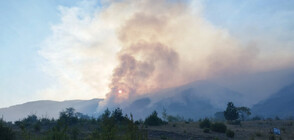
[1,107,150,140]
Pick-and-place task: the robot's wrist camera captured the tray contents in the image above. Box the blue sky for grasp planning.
[0,0,80,107]
[203,0,294,45]
[0,0,294,108]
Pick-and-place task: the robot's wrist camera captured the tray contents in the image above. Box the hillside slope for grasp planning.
[125,80,244,120]
[252,83,294,118]
[0,99,102,122]
[0,81,246,121]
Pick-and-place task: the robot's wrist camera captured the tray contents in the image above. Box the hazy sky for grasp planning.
[1,0,294,108]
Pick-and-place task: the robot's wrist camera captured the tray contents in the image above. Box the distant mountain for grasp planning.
[0,99,102,122]
[0,81,245,122]
[252,83,294,118]
[124,80,245,120]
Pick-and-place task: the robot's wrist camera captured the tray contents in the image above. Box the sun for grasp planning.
[118,90,122,94]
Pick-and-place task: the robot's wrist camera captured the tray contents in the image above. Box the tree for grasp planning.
[59,107,78,125]
[237,107,251,121]
[0,120,14,140]
[111,108,124,122]
[101,108,111,120]
[144,111,164,126]
[124,114,147,140]
[100,109,117,140]
[224,102,239,121]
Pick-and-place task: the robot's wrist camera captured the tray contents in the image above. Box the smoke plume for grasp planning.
[40,0,294,110]
[98,0,294,110]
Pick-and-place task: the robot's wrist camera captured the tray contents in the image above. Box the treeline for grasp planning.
[1,102,293,140]
[1,108,163,140]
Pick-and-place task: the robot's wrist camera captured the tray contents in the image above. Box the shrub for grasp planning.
[34,121,41,132]
[226,129,235,138]
[71,127,80,140]
[269,134,276,140]
[281,127,286,132]
[0,120,15,140]
[144,111,164,126]
[46,126,69,140]
[203,128,210,133]
[229,120,241,125]
[199,118,211,129]
[160,135,168,140]
[167,115,184,122]
[255,132,262,137]
[275,116,280,120]
[211,122,227,133]
[134,119,143,125]
[188,118,194,122]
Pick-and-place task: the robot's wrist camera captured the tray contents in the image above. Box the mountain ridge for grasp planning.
[0,98,102,122]
[252,83,294,118]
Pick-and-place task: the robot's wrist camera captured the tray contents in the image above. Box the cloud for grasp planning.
[39,0,294,109]
[38,1,120,100]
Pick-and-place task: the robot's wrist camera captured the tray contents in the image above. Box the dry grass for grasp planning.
[144,120,294,140]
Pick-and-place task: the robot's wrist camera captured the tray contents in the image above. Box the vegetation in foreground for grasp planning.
[0,102,293,140]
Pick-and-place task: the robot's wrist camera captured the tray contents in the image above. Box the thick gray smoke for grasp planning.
[97,0,294,110]
[39,0,294,111]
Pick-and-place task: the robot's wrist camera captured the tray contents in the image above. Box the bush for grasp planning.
[199,118,211,129]
[188,118,194,122]
[275,116,280,120]
[229,120,241,125]
[281,127,286,132]
[226,129,234,138]
[203,128,210,133]
[269,134,276,140]
[71,127,79,140]
[255,132,262,137]
[166,115,184,122]
[34,121,41,132]
[0,120,15,140]
[46,126,69,140]
[160,135,168,140]
[134,119,143,125]
[211,122,227,133]
[144,111,164,126]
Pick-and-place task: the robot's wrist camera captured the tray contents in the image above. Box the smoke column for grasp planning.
[97,0,293,110]
[39,0,294,110]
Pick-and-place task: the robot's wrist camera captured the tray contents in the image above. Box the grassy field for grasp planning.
[4,119,294,140]
[144,120,294,140]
